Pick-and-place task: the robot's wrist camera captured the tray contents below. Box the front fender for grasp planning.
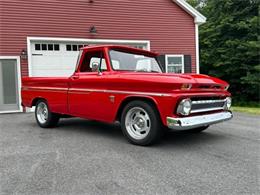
[114,94,173,126]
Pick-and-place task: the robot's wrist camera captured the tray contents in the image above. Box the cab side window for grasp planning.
[80,50,107,72]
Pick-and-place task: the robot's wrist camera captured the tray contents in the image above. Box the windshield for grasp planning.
[109,49,162,73]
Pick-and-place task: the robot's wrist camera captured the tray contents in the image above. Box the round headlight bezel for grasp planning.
[177,98,192,116]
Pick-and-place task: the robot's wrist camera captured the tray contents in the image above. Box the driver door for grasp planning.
[68,48,110,119]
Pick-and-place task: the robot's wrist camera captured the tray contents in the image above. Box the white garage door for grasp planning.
[31,42,86,77]
[30,40,148,77]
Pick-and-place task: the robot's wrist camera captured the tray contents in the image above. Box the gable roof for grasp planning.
[172,0,206,24]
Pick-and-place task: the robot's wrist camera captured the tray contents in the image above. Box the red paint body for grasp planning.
[21,45,230,126]
[0,0,197,76]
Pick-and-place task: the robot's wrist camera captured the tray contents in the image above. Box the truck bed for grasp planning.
[22,77,70,114]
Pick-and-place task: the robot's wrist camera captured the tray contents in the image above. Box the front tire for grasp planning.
[121,100,162,146]
[35,99,60,128]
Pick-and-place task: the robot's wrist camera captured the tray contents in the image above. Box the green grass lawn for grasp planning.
[231,106,260,115]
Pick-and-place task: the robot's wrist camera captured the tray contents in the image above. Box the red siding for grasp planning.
[0,0,196,76]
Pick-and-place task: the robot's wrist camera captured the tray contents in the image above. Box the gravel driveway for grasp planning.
[0,112,259,195]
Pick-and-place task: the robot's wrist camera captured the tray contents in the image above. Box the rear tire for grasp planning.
[35,99,60,128]
[121,100,163,146]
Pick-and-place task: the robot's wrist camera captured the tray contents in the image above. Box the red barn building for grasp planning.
[0,0,206,113]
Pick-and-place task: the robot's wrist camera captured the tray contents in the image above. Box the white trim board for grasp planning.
[172,0,205,72]
[27,37,150,77]
[195,24,200,73]
[0,56,23,113]
[173,0,206,24]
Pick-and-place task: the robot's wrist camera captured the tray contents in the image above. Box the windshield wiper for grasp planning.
[135,69,149,72]
[135,69,161,73]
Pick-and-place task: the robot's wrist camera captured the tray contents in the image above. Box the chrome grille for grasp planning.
[191,98,226,114]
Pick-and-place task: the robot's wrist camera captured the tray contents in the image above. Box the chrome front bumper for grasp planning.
[167,111,233,130]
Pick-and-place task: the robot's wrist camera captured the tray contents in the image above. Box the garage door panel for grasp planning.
[32,56,61,66]
[32,70,73,77]
[61,55,79,69]
[32,66,73,71]
[30,41,148,77]
[31,42,80,77]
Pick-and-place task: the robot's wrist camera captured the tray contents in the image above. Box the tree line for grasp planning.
[187,0,260,105]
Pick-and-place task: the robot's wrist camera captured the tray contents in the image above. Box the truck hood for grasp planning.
[116,72,229,91]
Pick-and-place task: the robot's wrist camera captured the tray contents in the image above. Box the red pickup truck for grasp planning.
[22,45,232,145]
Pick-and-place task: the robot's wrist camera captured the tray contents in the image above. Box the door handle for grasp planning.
[71,75,79,80]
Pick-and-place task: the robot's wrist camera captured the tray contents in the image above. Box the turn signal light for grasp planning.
[224,85,230,91]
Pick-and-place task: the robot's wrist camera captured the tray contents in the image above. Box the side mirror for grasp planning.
[91,62,99,72]
[91,62,102,75]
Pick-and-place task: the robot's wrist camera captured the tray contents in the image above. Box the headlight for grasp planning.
[177,98,192,116]
[225,97,232,110]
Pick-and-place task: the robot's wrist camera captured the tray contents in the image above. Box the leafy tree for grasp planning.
[186,0,200,7]
[186,0,206,9]
[187,0,260,103]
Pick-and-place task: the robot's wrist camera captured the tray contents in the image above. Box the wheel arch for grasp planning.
[31,97,46,107]
[115,96,163,123]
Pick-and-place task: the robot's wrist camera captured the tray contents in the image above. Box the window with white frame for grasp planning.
[133,45,147,50]
[166,55,184,73]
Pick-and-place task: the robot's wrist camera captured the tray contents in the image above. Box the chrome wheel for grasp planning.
[36,102,48,124]
[125,107,151,140]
